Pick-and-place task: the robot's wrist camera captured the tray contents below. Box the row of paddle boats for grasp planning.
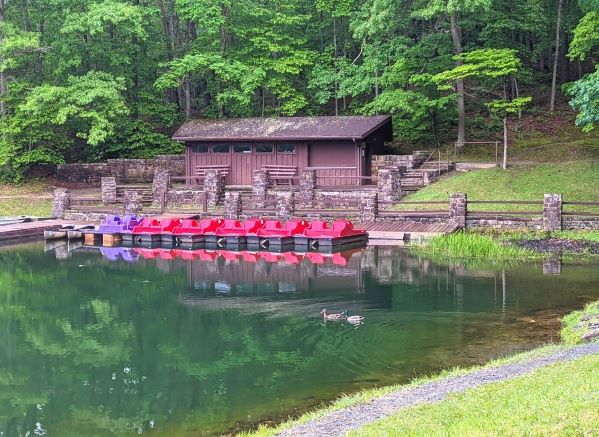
[84,215,368,249]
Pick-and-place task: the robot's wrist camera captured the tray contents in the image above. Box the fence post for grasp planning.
[543,193,563,231]
[252,169,271,208]
[299,169,316,207]
[51,188,71,219]
[204,170,225,208]
[276,191,295,220]
[224,192,242,219]
[123,190,143,215]
[360,192,378,222]
[377,168,401,202]
[152,169,170,207]
[449,193,467,228]
[101,177,117,204]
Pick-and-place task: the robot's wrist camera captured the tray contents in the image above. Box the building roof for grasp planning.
[172,115,392,142]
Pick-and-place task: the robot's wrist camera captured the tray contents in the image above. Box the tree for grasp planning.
[550,0,565,113]
[433,48,531,169]
[413,0,493,146]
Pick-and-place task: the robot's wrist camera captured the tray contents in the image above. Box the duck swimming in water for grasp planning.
[321,309,346,321]
[343,310,364,323]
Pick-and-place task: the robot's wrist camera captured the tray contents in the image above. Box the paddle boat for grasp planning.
[130,218,183,244]
[169,218,225,245]
[253,219,309,248]
[294,220,367,248]
[215,218,265,246]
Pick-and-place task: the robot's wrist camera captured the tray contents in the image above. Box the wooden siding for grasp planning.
[188,142,308,185]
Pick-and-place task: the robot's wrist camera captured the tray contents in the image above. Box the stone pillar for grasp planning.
[224,192,242,219]
[252,170,271,208]
[359,193,378,222]
[204,170,225,208]
[123,190,143,215]
[276,191,295,221]
[152,169,170,206]
[299,169,316,206]
[101,177,117,204]
[543,258,562,275]
[51,188,71,219]
[543,193,562,231]
[449,193,467,228]
[377,168,401,202]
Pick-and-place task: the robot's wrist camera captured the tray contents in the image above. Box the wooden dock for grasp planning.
[356,221,459,244]
[0,220,67,243]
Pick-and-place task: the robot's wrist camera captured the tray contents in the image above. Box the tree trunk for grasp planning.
[502,117,508,170]
[184,77,191,119]
[450,13,466,145]
[333,16,338,116]
[550,0,564,113]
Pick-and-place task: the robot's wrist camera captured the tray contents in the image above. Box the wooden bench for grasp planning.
[262,165,297,185]
[193,165,230,184]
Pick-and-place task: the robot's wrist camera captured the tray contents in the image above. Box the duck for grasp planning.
[343,311,364,323]
[321,309,346,321]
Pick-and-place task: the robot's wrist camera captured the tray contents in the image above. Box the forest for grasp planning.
[0,0,597,180]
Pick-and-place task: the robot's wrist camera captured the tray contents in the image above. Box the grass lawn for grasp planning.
[397,161,599,212]
[348,353,599,436]
[0,181,53,216]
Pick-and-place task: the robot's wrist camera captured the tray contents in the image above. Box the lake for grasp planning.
[1,241,598,436]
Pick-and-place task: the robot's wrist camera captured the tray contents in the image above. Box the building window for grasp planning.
[255,143,273,153]
[192,145,208,153]
[213,144,230,154]
[277,143,295,154]
[234,144,252,154]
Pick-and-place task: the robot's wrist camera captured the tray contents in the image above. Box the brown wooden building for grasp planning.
[172,115,392,186]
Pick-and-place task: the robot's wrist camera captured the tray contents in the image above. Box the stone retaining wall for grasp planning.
[57,155,184,185]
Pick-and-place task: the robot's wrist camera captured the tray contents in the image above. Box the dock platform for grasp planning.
[355,221,459,244]
[0,220,67,243]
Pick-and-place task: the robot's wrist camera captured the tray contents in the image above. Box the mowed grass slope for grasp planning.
[398,162,599,211]
[0,182,53,216]
[348,353,599,436]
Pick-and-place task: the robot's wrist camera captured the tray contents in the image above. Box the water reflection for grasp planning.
[0,242,597,436]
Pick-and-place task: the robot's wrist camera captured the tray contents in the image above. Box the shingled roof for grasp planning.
[172,115,392,142]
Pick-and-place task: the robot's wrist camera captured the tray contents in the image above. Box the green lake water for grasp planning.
[1,241,598,436]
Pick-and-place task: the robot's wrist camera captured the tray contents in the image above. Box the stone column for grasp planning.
[543,193,562,231]
[276,191,295,221]
[51,188,71,219]
[123,190,143,215]
[152,169,170,206]
[101,177,117,204]
[359,192,378,222]
[543,258,562,275]
[252,169,271,208]
[224,192,242,219]
[449,193,467,228]
[204,170,225,208]
[377,168,401,202]
[299,169,316,206]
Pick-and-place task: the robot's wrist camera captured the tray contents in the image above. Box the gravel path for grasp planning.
[277,342,599,437]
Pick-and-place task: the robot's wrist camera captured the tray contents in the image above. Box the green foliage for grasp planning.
[433,48,522,86]
[486,96,532,115]
[0,0,594,180]
[2,72,128,169]
[568,11,599,60]
[566,69,599,132]
[420,232,541,259]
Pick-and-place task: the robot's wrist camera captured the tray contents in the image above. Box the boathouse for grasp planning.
[172,115,392,186]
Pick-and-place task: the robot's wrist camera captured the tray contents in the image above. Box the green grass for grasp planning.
[244,344,572,437]
[0,198,53,216]
[561,301,599,345]
[0,182,53,217]
[418,232,542,260]
[349,354,599,436]
[397,162,599,212]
